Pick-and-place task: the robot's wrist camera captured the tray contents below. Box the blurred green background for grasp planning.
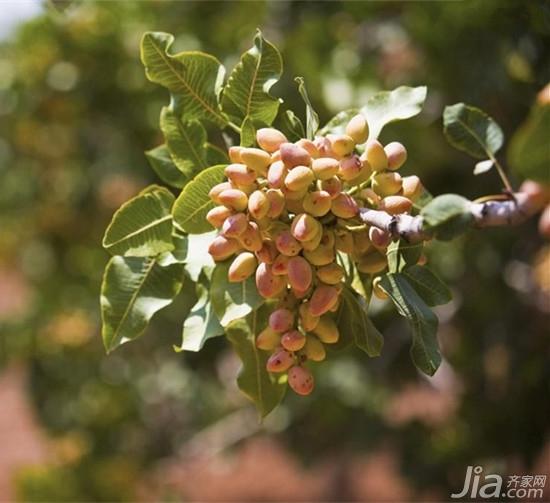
[0,0,549,501]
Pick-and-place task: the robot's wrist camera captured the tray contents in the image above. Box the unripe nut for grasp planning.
[357,250,388,274]
[304,335,326,362]
[280,142,311,168]
[402,175,423,201]
[303,244,335,266]
[313,316,339,344]
[218,189,248,212]
[206,206,233,228]
[365,139,388,172]
[256,128,288,153]
[238,222,263,252]
[316,263,344,285]
[284,166,314,192]
[256,327,281,351]
[208,235,240,261]
[267,160,287,189]
[209,182,233,204]
[275,230,302,256]
[291,213,322,242]
[272,254,290,275]
[248,190,270,219]
[345,114,369,144]
[269,308,295,333]
[380,195,412,215]
[303,190,332,217]
[321,177,343,199]
[222,213,249,238]
[288,365,314,395]
[339,155,363,181]
[225,163,256,185]
[287,256,313,292]
[266,347,294,373]
[255,263,287,298]
[372,172,403,197]
[312,157,339,180]
[228,146,243,163]
[327,134,355,157]
[295,139,320,159]
[228,252,257,282]
[299,302,320,332]
[384,142,407,170]
[281,330,306,352]
[368,226,391,249]
[331,193,359,219]
[309,284,339,316]
[265,189,285,218]
[240,147,271,175]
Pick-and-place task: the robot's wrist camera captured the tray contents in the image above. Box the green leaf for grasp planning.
[379,273,441,375]
[172,164,226,233]
[145,144,188,189]
[140,32,227,127]
[101,256,184,352]
[160,107,209,180]
[402,265,452,307]
[226,308,286,417]
[221,30,282,126]
[508,104,550,184]
[337,285,383,357]
[240,116,257,147]
[421,194,474,240]
[102,187,175,257]
[277,110,305,141]
[295,76,319,139]
[210,260,264,327]
[182,232,216,281]
[319,109,357,136]
[443,103,504,159]
[473,159,494,175]
[387,240,423,273]
[360,86,427,140]
[206,143,229,165]
[180,280,224,352]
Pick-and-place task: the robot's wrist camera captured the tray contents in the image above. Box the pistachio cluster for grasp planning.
[207,115,423,395]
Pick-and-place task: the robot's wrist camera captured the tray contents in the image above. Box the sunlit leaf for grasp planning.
[473,159,494,175]
[172,164,226,233]
[295,76,319,139]
[379,273,441,375]
[101,256,184,352]
[443,103,504,159]
[277,110,305,141]
[141,31,227,127]
[421,194,474,240]
[221,30,282,126]
[180,279,224,352]
[226,308,286,417]
[360,86,427,140]
[319,109,357,136]
[145,144,188,189]
[337,285,383,356]
[160,107,209,180]
[210,260,264,327]
[102,186,175,257]
[401,265,452,307]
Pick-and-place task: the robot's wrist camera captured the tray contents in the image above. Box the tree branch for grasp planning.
[359,192,542,244]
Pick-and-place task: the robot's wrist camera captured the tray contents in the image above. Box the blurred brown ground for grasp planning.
[0,364,548,502]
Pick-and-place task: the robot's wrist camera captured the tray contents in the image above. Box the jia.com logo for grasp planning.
[451,466,547,500]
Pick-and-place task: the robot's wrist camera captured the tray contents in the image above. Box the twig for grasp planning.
[359,192,542,243]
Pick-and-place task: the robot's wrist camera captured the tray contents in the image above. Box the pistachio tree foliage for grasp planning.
[100,31,543,416]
